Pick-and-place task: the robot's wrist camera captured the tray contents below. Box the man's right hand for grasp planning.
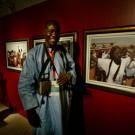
[27,108,41,127]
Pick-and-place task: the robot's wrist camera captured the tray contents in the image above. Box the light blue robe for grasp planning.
[18,44,76,135]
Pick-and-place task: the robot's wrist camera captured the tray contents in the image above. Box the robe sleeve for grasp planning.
[18,49,39,111]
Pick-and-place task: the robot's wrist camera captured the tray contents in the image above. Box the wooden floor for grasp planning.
[0,103,32,135]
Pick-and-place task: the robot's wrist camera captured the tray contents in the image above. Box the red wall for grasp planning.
[1,0,135,134]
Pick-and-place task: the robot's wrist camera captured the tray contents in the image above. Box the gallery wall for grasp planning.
[1,0,135,134]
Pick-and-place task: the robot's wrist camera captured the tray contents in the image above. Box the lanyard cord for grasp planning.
[48,49,57,79]
[106,60,121,82]
[38,45,49,80]
[44,45,59,78]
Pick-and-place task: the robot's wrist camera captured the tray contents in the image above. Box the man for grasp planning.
[95,46,130,84]
[18,20,76,135]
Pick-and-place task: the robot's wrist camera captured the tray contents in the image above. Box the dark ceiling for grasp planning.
[0,0,47,17]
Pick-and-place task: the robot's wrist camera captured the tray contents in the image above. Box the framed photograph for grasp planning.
[33,37,45,47]
[84,26,135,94]
[6,39,28,71]
[32,32,77,58]
[58,32,77,58]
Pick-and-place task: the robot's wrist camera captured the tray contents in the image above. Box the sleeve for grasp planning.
[65,52,76,85]
[18,49,39,111]
[98,58,110,74]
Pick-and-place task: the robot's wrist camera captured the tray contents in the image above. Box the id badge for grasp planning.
[51,81,59,88]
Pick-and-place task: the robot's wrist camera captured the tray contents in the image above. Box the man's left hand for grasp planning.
[57,72,71,85]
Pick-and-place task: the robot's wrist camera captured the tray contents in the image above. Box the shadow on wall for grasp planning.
[0,107,15,128]
[0,71,8,105]
[67,41,87,135]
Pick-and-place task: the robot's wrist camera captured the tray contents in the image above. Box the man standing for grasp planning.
[18,20,76,135]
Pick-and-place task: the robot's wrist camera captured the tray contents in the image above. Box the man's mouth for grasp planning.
[49,37,57,45]
[51,38,55,41]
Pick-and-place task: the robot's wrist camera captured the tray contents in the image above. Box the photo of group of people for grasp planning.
[85,30,135,93]
[6,40,28,71]
[90,43,135,86]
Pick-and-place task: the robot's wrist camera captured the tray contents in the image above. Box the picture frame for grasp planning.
[32,32,77,58]
[6,39,28,71]
[59,32,77,58]
[84,26,135,94]
[33,36,45,47]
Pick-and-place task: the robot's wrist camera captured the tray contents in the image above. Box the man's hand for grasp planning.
[57,72,71,85]
[27,108,41,127]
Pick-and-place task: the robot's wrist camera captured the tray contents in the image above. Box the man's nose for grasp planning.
[52,31,56,36]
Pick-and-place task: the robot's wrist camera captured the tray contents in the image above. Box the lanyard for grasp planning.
[48,49,56,79]
[106,60,121,82]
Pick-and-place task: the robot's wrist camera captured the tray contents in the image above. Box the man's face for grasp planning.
[45,24,60,47]
[113,48,122,64]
